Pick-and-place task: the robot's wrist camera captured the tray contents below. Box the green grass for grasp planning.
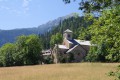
[0,63,119,80]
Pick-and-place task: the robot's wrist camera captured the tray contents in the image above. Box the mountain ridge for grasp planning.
[0,13,79,46]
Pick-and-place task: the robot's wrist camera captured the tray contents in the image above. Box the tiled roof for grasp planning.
[68,39,79,45]
[66,39,92,53]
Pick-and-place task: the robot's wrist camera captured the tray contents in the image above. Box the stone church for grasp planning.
[52,29,92,63]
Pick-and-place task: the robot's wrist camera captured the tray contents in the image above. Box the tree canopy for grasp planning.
[63,0,120,13]
[50,33,63,48]
[0,34,43,67]
[84,5,120,62]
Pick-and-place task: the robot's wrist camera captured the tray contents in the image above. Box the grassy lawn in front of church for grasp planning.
[0,63,119,80]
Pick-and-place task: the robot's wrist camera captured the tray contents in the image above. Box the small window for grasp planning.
[68,34,70,38]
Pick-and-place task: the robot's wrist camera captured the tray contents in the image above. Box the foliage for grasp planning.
[23,35,42,65]
[50,33,62,48]
[43,56,53,64]
[14,35,28,66]
[86,45,107,62]
[0,43,16,67]
[58,54,67,63]
[63,0,120,13]
[108,65,120,80]
[85,5,120,62]
[0,34,43,67]
[78,27,91,40]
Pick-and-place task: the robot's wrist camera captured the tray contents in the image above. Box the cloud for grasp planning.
[22,0,32,13]
[0,6,21,15]
[0,0,31,15]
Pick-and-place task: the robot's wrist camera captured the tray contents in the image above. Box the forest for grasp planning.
[0,0,120,67]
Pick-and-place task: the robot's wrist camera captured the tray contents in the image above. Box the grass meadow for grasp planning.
[0,63,119,80]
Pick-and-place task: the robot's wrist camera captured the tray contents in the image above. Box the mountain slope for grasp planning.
[0,13,79,46]
[40,16,90,49]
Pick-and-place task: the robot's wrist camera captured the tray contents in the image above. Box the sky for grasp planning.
[0,0,82,30]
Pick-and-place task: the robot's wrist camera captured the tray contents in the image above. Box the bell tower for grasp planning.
[63,29,73,40]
